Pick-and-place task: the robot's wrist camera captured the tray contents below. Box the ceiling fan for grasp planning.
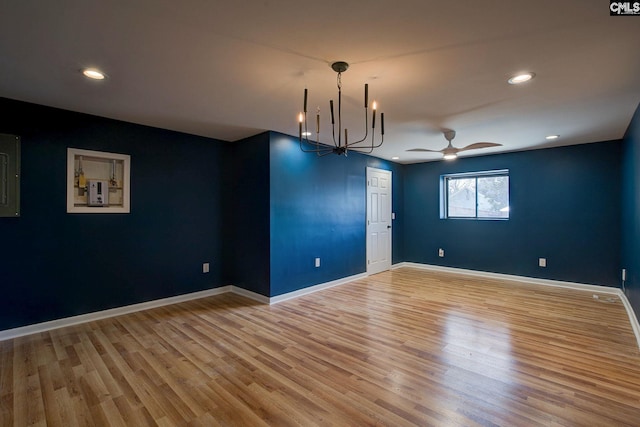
[407,130,502,160]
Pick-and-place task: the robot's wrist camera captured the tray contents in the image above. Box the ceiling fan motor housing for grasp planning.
[444,130,456,142]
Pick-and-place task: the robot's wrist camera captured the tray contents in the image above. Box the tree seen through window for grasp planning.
[444,171,509,219]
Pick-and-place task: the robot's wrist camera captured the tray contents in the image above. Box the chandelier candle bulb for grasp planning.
[372,101,377,128]
[364,84,368,107]
[330,100,335,124]
[303,89,308,113]
[298,113,303,139]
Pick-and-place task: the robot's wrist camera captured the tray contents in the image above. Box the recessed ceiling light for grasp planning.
[391,156,399,160]
[508,72,535,85]
[545,134,560,140]
[82,68,106,80]
[302,131,312,136]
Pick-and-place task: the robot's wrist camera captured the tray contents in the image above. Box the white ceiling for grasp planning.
[1,0,638,163]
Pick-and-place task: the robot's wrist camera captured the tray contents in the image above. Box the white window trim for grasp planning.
[440,169,509,220]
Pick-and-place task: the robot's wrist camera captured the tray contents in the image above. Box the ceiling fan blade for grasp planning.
[458,142,502,152]
[406,148,443,153]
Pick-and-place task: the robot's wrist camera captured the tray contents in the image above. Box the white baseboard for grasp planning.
[268,272,368,304]
[395,262,620,293]
[0,273,368,341]
[617,290,640,350]
[230,286,270,304]
[0,286,232,342]
[4,265,639,350]
[395,262,640,349]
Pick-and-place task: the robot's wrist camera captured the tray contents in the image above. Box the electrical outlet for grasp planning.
[438,248,444,257]
[315,257,320,268]
[202,262,210,273]
[539,258,546,268]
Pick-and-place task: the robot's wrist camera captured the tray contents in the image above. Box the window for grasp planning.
[441,170,509,219]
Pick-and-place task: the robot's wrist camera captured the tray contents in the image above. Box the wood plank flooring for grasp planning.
[2,267,640,426]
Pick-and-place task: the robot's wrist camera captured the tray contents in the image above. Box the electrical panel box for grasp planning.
[0,133,20,217]
[67,148,130,213]
[87,180,109,206]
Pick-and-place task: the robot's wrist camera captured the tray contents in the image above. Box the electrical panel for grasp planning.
[67,148,130,213]
[87,180,109,206]
[0,133,20,217]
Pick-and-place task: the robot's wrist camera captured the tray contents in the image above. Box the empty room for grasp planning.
[2,1,640,425]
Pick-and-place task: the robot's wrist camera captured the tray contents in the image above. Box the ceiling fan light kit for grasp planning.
[298,61,384,156]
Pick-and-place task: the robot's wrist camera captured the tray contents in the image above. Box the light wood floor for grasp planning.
[2,267,640,426]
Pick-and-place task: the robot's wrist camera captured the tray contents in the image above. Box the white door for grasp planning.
[366,167,392,274]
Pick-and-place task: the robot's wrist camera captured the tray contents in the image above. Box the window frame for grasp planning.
[440,169,510,220]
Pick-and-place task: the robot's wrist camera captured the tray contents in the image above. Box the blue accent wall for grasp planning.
[0,97,228,330]
[622,103,640,313]
[404,141,622,287]
[224,132,271,295]
[268,132,404,296]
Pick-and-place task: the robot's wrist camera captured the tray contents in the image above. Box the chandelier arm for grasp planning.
[354,146,375,154]
[351,132,384,146]
[299,107,332,154]
[318,150,336,157]
[299,144,334,156]
[345,133,384,151]
[347,111,384,150]
[369,134,384,149]
[345,106,370,146]
[299,137,330,151]
[299,132,335,156]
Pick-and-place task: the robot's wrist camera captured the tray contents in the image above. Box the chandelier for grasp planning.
[298,61,385,156]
